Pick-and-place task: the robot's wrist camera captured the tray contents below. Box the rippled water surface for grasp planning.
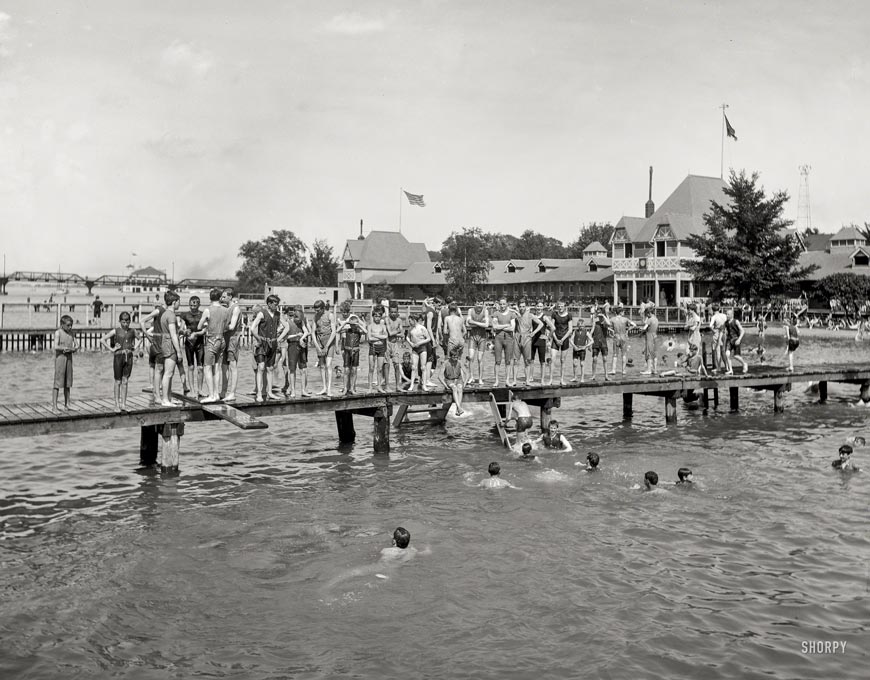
[1,332,868,679]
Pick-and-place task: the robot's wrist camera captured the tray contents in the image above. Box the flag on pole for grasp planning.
[403,190,426,207]
[725,114,737,141]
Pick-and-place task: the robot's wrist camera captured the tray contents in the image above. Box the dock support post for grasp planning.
[665,395,677,423]
[729,387,739,411]
[373,407,390,454]
[335,411,356,444]
[139,425,159,467]
[713,388,719,408]
[818,381,827,404]
[622,393,633,420]
[774,386,786,413]
[160,422,183,472]
[702,389,709,409]
[538,397,560,431]
[861,381,870,404]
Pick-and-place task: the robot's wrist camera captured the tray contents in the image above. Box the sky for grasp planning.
[1,0,869,279]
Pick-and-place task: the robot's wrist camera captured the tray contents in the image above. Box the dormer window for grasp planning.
[589,263,598,272]
[507,263,516,273]
[538,262,546,273]
[433,263,443,274]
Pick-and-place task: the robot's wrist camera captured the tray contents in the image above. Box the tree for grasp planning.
[566,222,614,257]
[813,273,870,305]
[479,232,519,260]
[368,280,394,302]
[236,229,308,292]
[302,239,340,287]
[509,229,567,259]
[682,170,817,301]
[440,227,493,302]
[855,222,870,244]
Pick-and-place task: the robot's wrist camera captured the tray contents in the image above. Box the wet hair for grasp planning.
[189,295,200,304]
[393,527,411,549]
[266,294,280,305]
[644,470,659,487]
[677,467,692,481]
[209,288,222,302]
[854,436,866,446]
[521,443,532,455]
[586,452,599,468]
[839,444,853,456]
[548,419,560,429]
[164,291,180,305]
[119,312,131,322]
[488,461,501,476]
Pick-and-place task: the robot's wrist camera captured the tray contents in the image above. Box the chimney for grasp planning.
[645,166,655,218]
[358,219,365,240]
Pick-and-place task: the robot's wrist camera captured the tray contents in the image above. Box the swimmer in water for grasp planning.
[518,442,537,461]
[584,452,599,471]
[832,444,860,472]
[675,467,693,485]
[379,527,419,563]
[506,391,534,451]
[533,419,573,452]
[644,470,659,490]
[478,461,520,489]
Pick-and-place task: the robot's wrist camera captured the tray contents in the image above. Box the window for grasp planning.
[589,263,598,272]
[656,241,666,257]
[507,263,516,273]
[433,263,442,273]
[625,243,633,258]
[854,253,869,267]
[538,263,546,273]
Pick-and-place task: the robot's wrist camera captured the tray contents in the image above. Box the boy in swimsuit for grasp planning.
[140,300,166,404]
[438,344,467,415]
[491,298,516,387]
[222,289,243,401]
[284,306,307,398]
[478,461,519,489]
[832,444,860,471]
[783,314,800,372]
[506,392,534,451]
[312,300,337,396]
[589,312,611,382]
[639,307,659,375]
[179,295,205,396]
[534,419,573,452]
[516,299,544,386]
[584,452,599,471]
[443,303,466,363]
[338,313,366,395]
[643,470,659,491]
[549,298,573,386]
[52,315,78,412]
[532,301,553,385]
[465,299,490,385]
[251,295,287,402]
[609,304,636,376]
[198,288,231,403]
[158,291,184,408]
[386,305,406,391]
[407,313,433,392]
[724,308,748,375]
[101,311,138,412]
[570,317,593,382]
[518,442,537,461]
[399,350,414,391]
[675,467,693,485]
[367,308,389,393]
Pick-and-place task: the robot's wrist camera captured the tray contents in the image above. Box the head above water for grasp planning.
[521,443,532,456]
[586,452,599,468]
[644,470,659,488]
[677,467,693,481]
[393,527,411,549]
[488,461,501,476]
[839,444,853,458]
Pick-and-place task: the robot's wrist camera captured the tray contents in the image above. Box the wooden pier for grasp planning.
[1,365,868,470]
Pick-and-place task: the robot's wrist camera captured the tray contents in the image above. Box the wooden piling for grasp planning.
[729,386,739,411]
[713,388,719,407]
[701,389,709,409]
[622,393,633,419]
[818,381,827,404]
[774,386,786,413]
[665,395,677,423]
[139,425,159,466]
[373,407,390,454]
[335,411,356,443]
[861,381,870,404]
[160,422,183,472]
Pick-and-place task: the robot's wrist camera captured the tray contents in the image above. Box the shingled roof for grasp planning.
[636,175,729,242]
[343,230,431,270]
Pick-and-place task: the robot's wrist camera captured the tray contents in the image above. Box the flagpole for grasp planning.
[720,103,728,180]
[399,187,403,233]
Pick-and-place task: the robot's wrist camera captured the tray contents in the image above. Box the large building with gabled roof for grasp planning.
[341,229,430,298]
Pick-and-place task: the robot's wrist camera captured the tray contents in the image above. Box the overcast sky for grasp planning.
[1,0,868,278]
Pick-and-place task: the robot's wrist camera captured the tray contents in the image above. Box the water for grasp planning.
[1,331,868,679]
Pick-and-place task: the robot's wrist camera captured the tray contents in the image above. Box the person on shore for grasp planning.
[312,300,337,397]
[570,317,592,383]
[675,467,694,485]
[589,311,611,382]
[407,313,433,392]
[465,299,490,385]
[833,444,860,471]
[506,391,534,451]
[158,291,183,408]
[478,461,519,489]
[724,308,748,375]
[491,297,517,387]
[534,419,573,452]
[251,295,286,402]
[550,298,573,386]
[609,304,635,376]
[783,314,800,372]
[221,289,243,401]
[92,296,103,325]
[640,307,659,375]
[284,306,307,398]
[179,295,205,396]
[438,344,467,416]
[367,308,389,393]
[51,315,78,412]
[140,300,166,404]
[386,304,407,391]
[338,311,366,395]
[101,311,137,412]
[531,301,553,385]
[198,287,231,403]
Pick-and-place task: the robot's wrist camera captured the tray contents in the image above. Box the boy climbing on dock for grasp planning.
[438,344,467,415]
[51,315,79,413]
[100,311,138,412]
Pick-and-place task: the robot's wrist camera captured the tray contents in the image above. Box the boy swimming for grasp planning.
[478,461,519,489]
[832,444,860,471]
[533,419,573,452]
[675,467,693,485]
[644,470,659,490]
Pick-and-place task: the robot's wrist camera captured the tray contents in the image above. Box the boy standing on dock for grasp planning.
[101,311,138,411]
[199,288,231,403]
[251,294,287,402]
[639,307,659,375]
[159,291,184,408]
[609,304,636,376]
[570,317,592,382]
[386,304,407,391]
[407,313,433,392]
[589,311,611,382]
[367,308,389,393]
[140,299,166,405]
[465,299,490,385]
[312,300,337,397]
[783,314,800,372]
[179,295,205,396]
[724,308,748,374]
[51,315,78,412]
[549,299,573,386]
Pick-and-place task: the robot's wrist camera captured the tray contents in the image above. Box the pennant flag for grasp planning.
[404,190,426,207]
[725,114,737,141]
[131,252,138,256]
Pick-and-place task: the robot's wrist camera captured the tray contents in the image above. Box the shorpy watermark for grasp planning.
[800,640,848,655]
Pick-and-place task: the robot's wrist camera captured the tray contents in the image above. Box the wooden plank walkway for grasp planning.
[1,364,868,441]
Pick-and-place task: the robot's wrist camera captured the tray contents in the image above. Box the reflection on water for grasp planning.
[0,334,868,678]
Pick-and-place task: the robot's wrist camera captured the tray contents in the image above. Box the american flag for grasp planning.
[404,190,426,207]
[725,114,737,141]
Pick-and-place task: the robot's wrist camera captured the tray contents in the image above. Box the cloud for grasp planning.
[323,12,385,35]
[159,41,214,82]
[0,11,14,59]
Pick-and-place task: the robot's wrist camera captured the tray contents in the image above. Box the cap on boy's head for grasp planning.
[393,526,411,549]
[644,470,659,486]
[839,444,853,456]
[586,452,599,467]
[488,461,501,476]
